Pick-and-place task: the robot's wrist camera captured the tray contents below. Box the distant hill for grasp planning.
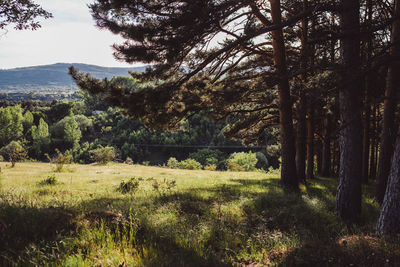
[0,63,148,92]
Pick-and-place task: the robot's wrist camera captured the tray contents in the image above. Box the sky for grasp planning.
[0,0,135,69]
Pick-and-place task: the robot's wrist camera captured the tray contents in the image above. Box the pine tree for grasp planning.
[70,0,336,189]
[0,0,51,31]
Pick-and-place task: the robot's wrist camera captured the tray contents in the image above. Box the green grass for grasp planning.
[0,162,399,266]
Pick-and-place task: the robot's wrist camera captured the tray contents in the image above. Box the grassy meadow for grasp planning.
[0,162,399,266]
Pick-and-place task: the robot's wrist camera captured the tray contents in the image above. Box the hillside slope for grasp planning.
[0,63,147,92]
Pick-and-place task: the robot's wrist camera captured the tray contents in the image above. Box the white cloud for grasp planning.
[0,0,136,69]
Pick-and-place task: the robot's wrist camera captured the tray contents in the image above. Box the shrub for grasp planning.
[188,149,225,166]
[125,157,133,165]
[204,164,217,171]
[116,177,140,194]
[167,157,180,169]
[47,149,72,172]
[38,174,58,186]
[227,152,258,172]
[1,141,28,167]
[167,157,202,170]
[255,152,269,170]
[178,158,202,170]
[90,146,116,164]
[152,178,176,193]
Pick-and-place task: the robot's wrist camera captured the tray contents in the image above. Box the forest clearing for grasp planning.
[1,162,399,266]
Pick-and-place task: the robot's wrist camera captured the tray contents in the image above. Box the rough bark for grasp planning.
[269,0,298,189]
[306,106,315,180]
[375,0,400,204]
[376,123,400,235]
[336,0,362,221]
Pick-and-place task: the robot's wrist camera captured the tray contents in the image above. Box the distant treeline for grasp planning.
[0,93,280,169]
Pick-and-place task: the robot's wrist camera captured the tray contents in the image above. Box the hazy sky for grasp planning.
[0,0,134,69]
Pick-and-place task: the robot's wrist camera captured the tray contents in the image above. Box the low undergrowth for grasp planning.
[0,162,399,266]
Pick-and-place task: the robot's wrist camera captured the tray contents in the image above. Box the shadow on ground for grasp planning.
[1,176,397,266]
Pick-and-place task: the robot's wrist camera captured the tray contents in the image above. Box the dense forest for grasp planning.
[0,86,279,169]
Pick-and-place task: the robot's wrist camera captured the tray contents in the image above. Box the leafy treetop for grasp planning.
[0,0,52,31]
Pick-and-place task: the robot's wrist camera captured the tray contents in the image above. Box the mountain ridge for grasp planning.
[0,63,148,92]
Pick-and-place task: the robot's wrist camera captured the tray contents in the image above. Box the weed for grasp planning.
[47,149,72,172]
[37,174,58,186]
[116,177,140,194]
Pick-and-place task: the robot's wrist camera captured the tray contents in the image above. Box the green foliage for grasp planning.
[47,102,74,123]
[37,174,58,186]
[0,102,267,169]
[255,152,269,170]
[167,157,202,170]
[125,157,133,165]
[116,177,140,194]
[188,149,225,167]
[204,164,217,171]
[0,105,24,146]
[50,115,82,150]
[63,117,81,147]
[47,149,72,172]
[167,157,179,169]
[0,140,27,167]
[31,118,50,158]
[73,115,93,132]
[23,110,34,132]
[178,158,202,170]
[227,152,258,172]
[89,146,116,164]
[0,0,52,31]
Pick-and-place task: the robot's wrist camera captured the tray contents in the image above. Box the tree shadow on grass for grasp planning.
[0,176,390,266]
[75,177,374,266]
[0,205,76,265]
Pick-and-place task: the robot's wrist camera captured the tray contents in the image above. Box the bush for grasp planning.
[125,157,133,165]
[116,177,140,194]
[204,164,217,171]
[178,158,202,170]
[255,152,269,170]
[227,152,258,172]
[38,174,58,186]
[47,149,72,172]
[90,146,116,164]
[167,157,180,169]
[1,141,28,167]
[188,149,225,166]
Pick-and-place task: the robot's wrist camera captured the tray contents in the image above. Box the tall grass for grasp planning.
[0,162,398,266]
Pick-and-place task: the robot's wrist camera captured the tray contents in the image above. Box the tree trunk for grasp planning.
[376,123,400,235]
[296,94,307,183]
[375,0,400,204]
[296,0,309,183]
[306,106,315,179]
[369,103,377,180]
[269,0,298,189]
[321,115,331,177]
[362,82,371,184]
[336,0,362,221]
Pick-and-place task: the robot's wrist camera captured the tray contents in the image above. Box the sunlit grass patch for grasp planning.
[0,162,399,266]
